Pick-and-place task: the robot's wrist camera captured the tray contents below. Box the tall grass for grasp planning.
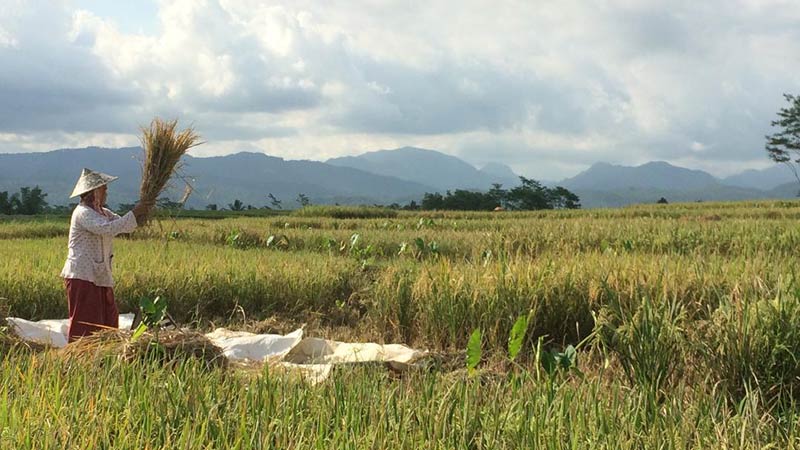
[0,238,364,324]
[2,238,797,352]
[703,279,800,406]
[4,201,800,447]
[292,205,399,219]
[595,293,687,399]
[3,348,800,449]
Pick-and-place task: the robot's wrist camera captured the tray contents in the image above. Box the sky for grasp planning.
[1,0,799,180]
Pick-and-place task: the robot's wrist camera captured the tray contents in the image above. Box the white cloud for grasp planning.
[0,26,17,48]
[1,0,800,179]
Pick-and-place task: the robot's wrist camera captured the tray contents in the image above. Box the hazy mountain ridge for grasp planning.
[560,160,798,207]
[326,146,519,191]
[561,161,718,191]
[0,146,797,209]
[721,164,798,190]
[0,147,437,209]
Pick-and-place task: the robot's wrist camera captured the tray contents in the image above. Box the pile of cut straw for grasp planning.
[138,118,202,223]
[62,329,227,370]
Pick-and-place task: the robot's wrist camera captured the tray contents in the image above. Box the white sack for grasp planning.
[204,328,303,362]
[5,315,427,383]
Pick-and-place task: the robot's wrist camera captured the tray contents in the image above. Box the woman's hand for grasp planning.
[131,202,149,224]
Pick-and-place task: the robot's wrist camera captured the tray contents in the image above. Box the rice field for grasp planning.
[3,200,800,448]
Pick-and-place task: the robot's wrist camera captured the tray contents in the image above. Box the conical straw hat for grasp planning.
[69,168,119,198]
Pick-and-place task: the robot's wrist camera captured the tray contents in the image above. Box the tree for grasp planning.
[487,183,507,209]
[296,193,310,207]
[657,197,669,204]
[228,199,245,211]
[415,178,580,212]
[0,191,12,215]
[14,186,48,214]
[441,189,497,210]
[156,197,183,210]
[205,204,218,211]
[506,177,551,210]
[421,192,445,210]
[403,200,420,210]
[45,204,74,215]
[766,93,800,183]
[267,193,282,210]
[549,186,581,209]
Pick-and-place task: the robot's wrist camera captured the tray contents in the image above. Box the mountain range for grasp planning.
[327,147,518,190]
[0,146,797,209]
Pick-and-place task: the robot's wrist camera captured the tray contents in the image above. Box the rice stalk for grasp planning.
[138,118,202,223]
[61,328,227,370]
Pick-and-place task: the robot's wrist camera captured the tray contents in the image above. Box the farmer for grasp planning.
[60,168,147,343]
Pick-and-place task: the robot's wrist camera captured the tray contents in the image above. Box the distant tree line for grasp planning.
[2,180,579,216]
[416,177,580,211]
[0,186,50,215]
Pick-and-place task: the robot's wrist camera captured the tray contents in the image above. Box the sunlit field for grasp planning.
[3,201,800,448]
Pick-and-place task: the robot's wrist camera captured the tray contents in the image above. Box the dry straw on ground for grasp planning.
[138,118,202,223]
[0,328,51,355]
[61,329,227,370]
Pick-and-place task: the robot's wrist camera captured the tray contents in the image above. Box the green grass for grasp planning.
[3,349,800,449]
[291,205,399,219]
[3,200,800,448]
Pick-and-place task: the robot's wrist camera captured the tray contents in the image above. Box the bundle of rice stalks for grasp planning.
[0,326,52,355]
[62,329,227,370]
[138,118,202,223]
[59,329,128,362]
[126,330,227,370]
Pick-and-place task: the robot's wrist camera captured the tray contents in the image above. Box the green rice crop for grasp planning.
[3,200,800,448]
[2,348,800,449]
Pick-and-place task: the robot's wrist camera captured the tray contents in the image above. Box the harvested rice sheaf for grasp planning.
[62,329,227,370]
[138,118,202,223]
[0,327,52,355]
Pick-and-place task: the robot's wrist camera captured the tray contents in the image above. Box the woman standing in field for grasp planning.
[60,168,146,343]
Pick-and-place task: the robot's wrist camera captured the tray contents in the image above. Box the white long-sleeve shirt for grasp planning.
[60,204,138,287]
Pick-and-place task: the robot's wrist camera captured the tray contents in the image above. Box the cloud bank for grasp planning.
[1,0,799,179]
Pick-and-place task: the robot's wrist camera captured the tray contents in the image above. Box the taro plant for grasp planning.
[415,217,437,230]
[507,311,535,362]
[225,229,261,249]
[539,344,578,376]
[132,296,168,342]
[265,234,290,250]
[167,229,189,241]
[348,233,375,267]
[398,237,440,260]
[466,328,482,377]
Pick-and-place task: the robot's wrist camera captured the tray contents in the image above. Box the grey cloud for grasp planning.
[2,0,800,181]
[0,2,321,140]
[197,120,298,141]
[196,84,322,114]
[0,6,139,133]
[327,56,613,136]
[607,9,692,56]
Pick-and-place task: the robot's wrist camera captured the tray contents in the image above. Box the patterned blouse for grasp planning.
[60,204,138,287]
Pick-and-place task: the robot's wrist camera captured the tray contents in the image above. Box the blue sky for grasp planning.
[69,0,159,34]
[1,0,799,180]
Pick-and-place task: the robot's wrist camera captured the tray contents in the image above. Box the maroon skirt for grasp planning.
[65,278,119,343]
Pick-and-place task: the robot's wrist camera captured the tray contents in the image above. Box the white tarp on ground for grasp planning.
[5,315,428,383]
